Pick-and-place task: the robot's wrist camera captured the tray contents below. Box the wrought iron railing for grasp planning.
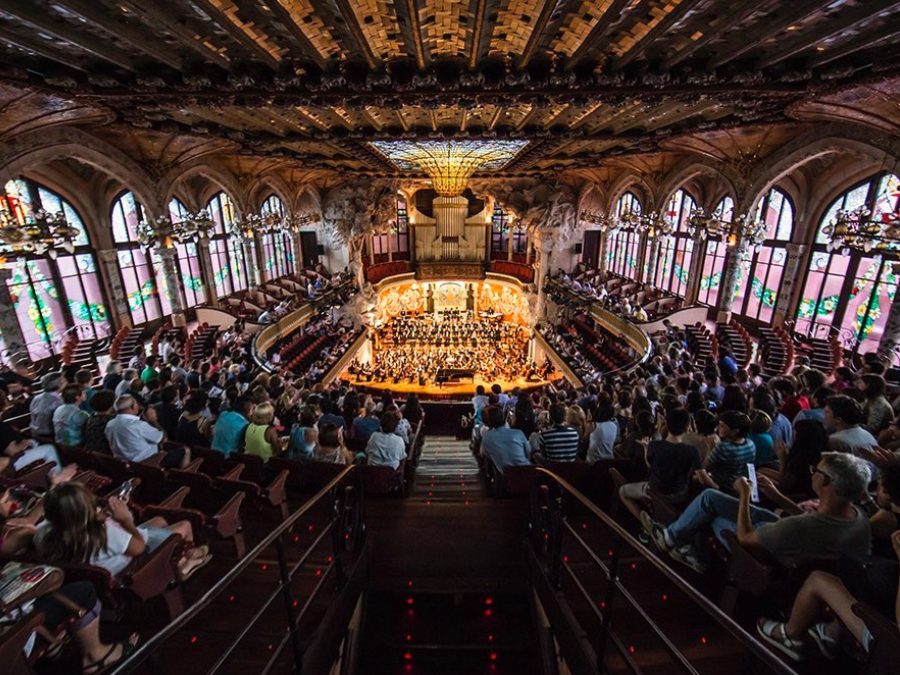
[528,469,799,675]
[108,466,365,675]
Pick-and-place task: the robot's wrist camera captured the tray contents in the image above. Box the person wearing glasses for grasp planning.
[641,452,872,574]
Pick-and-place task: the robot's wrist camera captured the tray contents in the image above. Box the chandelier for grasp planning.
[0,203,80,257]
[370,140,528,196]
[822,205,900,253]
[138,212,216,250]
[580,210,617,232]
[230,212,288,240]
[687,209,730,240]
[292,213,318,231]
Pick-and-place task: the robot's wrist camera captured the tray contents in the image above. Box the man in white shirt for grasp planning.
[29,371,64,437]
[106,395,189,468]
[365,411,407,471]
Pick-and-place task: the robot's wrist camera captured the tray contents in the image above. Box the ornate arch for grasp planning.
[249,173,293,214]
[606,172,654,215]
[655,159,740,214]
[162,161,245,218]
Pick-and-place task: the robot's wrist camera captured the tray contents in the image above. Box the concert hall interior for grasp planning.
[3,2,900,675]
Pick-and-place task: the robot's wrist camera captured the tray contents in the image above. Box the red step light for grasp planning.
[485,598,493,605]
[490,652,497,661]
[407,597,415,605]
[404,652,412,660]
[407,634,412,642]
[190,636,198,644]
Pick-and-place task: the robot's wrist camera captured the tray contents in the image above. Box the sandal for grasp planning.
[807,621,839,660]
[178,553,213,582]
[82,635,139,675]
[757,619,804,662]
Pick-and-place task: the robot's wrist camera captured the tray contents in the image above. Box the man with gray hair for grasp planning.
[642,452,872,573]
[115,369,138,398]
[105,394,189,468]
[29,371,64,437]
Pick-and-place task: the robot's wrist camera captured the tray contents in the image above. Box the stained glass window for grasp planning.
[655,189,696,296]
[798,174,900,353]
[609,192,642,279]
[260,194,294,278]
[205,192,249,294]
[169,198,204,309]
[0,179,107,361]
[697,196,733,307]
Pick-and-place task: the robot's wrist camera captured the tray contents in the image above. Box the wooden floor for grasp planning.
[343,373,557,397]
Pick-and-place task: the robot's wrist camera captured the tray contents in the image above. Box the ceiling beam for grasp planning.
[0,0,135,70]
[808,22,900,68]
[610,0,705,71]
[0,25,87,69]
[394,0,428,70]
[664,0,759,69]
[469,0,495,70]
[516,0,557,69]
[117,0,230,68]
[756,0,900,69]
[258,0,328,69]
[566,0,637,69]
[325,0,380,68]
[191,0,280,68]
[707,0,825,69]
[55,0,182,69]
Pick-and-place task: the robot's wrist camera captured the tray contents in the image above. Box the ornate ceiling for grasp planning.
[0,0,899,180]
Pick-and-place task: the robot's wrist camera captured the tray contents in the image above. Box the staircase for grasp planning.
[359,438,543,674]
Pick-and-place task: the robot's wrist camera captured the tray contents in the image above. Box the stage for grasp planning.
[341,371,560,399]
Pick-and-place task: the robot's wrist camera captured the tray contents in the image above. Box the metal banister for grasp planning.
[108,464,361,675]
[531,467,799,675]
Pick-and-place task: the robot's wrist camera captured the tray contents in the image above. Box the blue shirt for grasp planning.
[707,439,756,495]
[770,412,793,447]
[211,411,249,457]
[748,432,778,467]
[481,427,532,473]
[352,416,381,444]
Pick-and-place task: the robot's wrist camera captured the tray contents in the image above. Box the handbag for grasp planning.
[0,563,64,615]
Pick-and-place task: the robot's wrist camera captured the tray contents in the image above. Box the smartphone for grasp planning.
[746,464,760,504]
[116,478,137,502]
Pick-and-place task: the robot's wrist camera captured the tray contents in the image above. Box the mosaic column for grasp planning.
[878,263,900,362]
[684,232,707,306]
[291,229,303,273]
[0,268,26,358]
[643,234,660,285]
[772,243,807,327]
[535,232,553,319]
[157,247,185,326]
[97,249,131,321]
[250,233,264,284]
[196,236,218,306]
[597,229,609,274]
[717,236,749,323]
[525,232,533,265]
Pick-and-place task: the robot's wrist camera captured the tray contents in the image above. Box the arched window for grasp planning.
[797,174,899,352]
[608,192,642,279]
[112,191,171,325]
[697,196,733,307]
[260,195,294,278]
[0,178,108,360]
[205,192,249,296]
[374,193,412,262]
[656,188,696,295]
[731,188,794,323]
[489,204,526,260]
[168,198,204,308]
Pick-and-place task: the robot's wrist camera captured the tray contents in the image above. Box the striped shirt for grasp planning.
[539,425,581,462]
[707,440,756,494]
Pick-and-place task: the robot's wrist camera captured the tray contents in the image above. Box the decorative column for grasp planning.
[157,247,186,326]
[535,231,553,320]
[97,249,132,324]
[717,237,749,323]
[684,232,707,306]
[196,236,218,306]
[772,243,807,327]
[525,233,533,265]
[643,235,661,285]
[351,238,365,288]
[507,231,514,261]
[0,268,26,357]
[878,262,900,362]
[292,229,303,274]
[251,233,264,284]
[597,229,610,273]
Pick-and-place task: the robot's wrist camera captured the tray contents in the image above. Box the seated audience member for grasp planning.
[537,403,582,463]
[211,396,253,456]
[105,395,189,468]
[318,397,346,430]
[175,390,213,446]
[402,393,425,429]
[151,386,181,438]
[75,369,96,413]
[682,409,718,460]
[30,371,64,437]
[748,410,777,468]
[244,402,283,461]
[314,423,353,465]
[757,531,900,662]
[53,384,90,446]
[869,460,900,541]
[774,378,809,422]
[697,410,755,495]
[289,407,319,460]
[642,452,872,573]
[587,396,618,463]
[115,369,138,398]
[860,373,893,434]
[480,405,532,474]
[793,385,835,429]
[102,360,123,392]
[619,407,702,522]
[34,482,210,581]
[769,419,828,496]
[825,395,878,456]
[351,401,381,444]
[365,411,406,470]
[140,355,159,384]
[752,389,793,447]
[84,390,117,454]
[0,417,61,473]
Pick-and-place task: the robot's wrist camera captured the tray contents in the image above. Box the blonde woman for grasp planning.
[566,405,590,451]
[244,402,283,461]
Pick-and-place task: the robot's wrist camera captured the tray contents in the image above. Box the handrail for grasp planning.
[109,464,359,675]
[532,468,799,675]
